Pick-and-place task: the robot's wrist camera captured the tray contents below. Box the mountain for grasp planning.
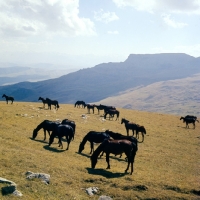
[0,53,199,108]
[0,65,79,86]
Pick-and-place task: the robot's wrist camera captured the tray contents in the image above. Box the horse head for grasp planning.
[32,129,38,139]
[78,142,84,153]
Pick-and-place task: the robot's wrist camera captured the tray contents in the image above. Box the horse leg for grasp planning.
[90,142,94,154]
[58,138,63,149]
[106,153,110,169]
[66,137,70,150]
[126,129,129,136]
[44,130,46,141]
[124,156,130,174]
[100,151,104,157]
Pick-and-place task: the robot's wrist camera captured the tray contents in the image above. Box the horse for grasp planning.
[104,109,120,120]
[46,98,59,110]
[94,104,105,115]
[135,125,146,142]
[78,131,110,154]
[32,120,61,140]
[85,104,95,114]
[180,116,199,129]
[49,124,74,150]
[61,119,76,140]
[90,139,138,175]
[38,97,48,108]
[121,118,137,136]
[2,94,14,104]
[74,101,86,108]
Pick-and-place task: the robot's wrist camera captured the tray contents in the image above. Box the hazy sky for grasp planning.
[0,0,199,69]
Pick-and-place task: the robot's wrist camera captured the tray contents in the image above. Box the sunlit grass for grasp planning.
[0,102,199,199]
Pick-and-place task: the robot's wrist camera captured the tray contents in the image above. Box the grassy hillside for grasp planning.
[95,74,200,116]
[0,102,199,200]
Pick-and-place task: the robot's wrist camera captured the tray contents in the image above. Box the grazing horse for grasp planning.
[38,97,48,108]
[85,104,95,114]
[105,130,138,144]
[91,139,138,175]
[2,94,14,104]
[104,109,120,120]
[49,124,74,150]
[32,120,61,140]
[61,119,76,139]
[46,98,59,110]
[78,131,110,154]
[75,101,86,108]
[180,116,199,129]
[121,118,137,136]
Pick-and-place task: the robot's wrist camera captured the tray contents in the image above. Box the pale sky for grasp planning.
[0,0,199,69]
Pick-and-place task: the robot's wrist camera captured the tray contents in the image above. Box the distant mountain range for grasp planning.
[0,53,199,115]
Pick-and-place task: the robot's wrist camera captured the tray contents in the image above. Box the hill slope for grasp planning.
[94,73,200,116]
[0,102,199,199]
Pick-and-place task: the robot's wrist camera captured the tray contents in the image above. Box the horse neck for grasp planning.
[92,142,105,158]
[80,134,89,147]
[35,121,45,132]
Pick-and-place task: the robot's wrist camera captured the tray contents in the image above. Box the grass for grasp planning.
[0,102,199,200]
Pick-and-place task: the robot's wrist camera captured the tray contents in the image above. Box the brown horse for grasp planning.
[121,118,146,142]
[85,104,95,114]
[91,139,138,175]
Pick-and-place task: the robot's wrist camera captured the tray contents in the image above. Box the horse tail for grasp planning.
[196,119,199,123]
[143,127,146,134]
[57,103,60,108]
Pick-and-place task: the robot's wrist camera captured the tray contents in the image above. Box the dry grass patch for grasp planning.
[0,102,199,199]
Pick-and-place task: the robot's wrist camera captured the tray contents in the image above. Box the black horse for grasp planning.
[49,124,74,150]
[104,109,120,120]
[2,94,14,104]
[38,97,48,108]
[85,104,95,114]
[74,101,86,108]
[94,104,105,115]
[121,118,146,141]
[46,98,59,110]
[61,119,76,139]
[91,139,138,175]
[32,120,61,140]
[78,131,110,154]
[180,116,199,129]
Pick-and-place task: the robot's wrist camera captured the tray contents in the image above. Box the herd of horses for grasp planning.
[1,95,199,174]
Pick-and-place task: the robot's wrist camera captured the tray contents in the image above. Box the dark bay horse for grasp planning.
[86,104,95,114]
[61,119,76,139]
[91,139,138,175]
[2,94,14,104]
[49,124,74,150]
[104,109,120,120]
[75,101,86,108]
[78,131,110,154]
[46,98,59,110]
[32,120,61,140]
[121,118,146,142]
[180,116,199,129]
[38,97,48,108]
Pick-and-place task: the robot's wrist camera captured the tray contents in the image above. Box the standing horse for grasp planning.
[46,98,59,110]
[32,120,60,140]
[38,97,48,108]
[75,101,86,108]
[78,131,110,154]
[61,119,76,140]
[86,104,95,114]
[94,104,105,115]
[49,124,74,150]
[104,109,120,120]
[2,94,14,104]
[180,116,199,129]
[135,125,146,142]
[121,118,137,136]
[90,139,138,175]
